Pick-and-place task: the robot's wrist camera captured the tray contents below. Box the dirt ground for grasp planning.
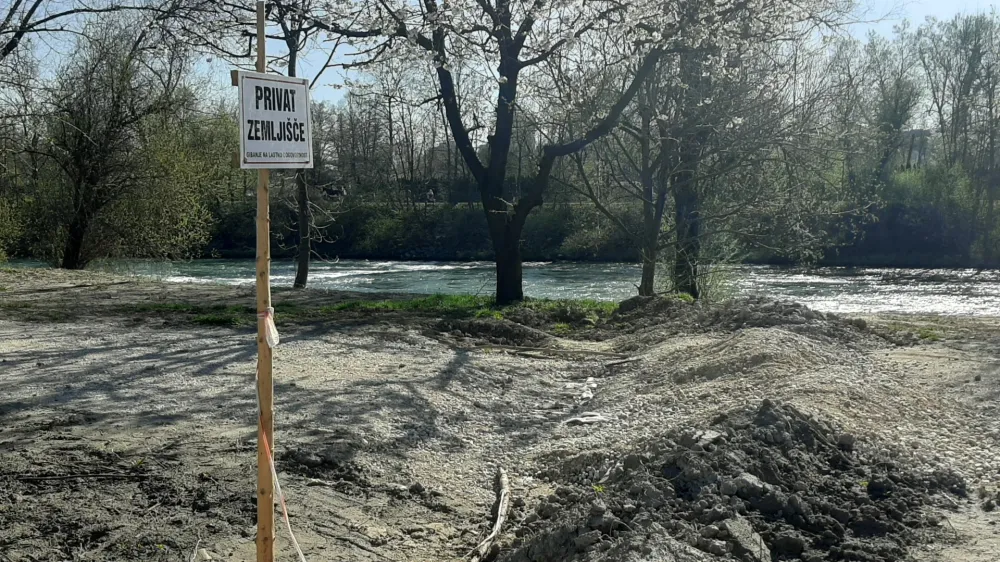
[1,269,999,562]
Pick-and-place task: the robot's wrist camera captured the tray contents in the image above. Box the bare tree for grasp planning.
[34,19,189,269]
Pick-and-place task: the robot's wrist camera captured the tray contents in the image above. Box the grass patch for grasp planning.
[130,303,200,313]
[917,327,941,341]
[0,301,75,322]
[474,308,504,320]
[517,298,618,316]
[193,313,249,327]
[882,322,906,333]
[327,294,493,314]
[552,322,572,336]
[105,301,314,327]
[124,303,254,327]
[129,302,251,315]
[669,292,695,303]
[879,321,944,343]
[513,298,617,326]
[35,294,622,329]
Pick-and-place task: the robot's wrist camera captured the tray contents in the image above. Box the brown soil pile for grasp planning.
[501,401,965,562]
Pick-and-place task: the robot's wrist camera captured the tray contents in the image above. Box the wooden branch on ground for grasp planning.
[470,467,510,562]
[605,357,643,368]
[188,539,201,562]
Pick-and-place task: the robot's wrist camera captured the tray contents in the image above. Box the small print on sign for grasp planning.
[236,71,313,169]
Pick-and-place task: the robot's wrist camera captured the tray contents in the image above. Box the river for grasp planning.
[14,258,995,317]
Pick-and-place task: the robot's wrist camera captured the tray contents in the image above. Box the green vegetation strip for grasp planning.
[917,327,941,341]
[327,294,493,314]
[113,295,621,328]
[128,303,255,327]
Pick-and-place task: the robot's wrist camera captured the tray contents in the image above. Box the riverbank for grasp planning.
[14,259,1000,316]
[1,270,999,561]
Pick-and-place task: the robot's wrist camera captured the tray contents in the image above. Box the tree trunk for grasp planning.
[60,213,89,270]
[638,244,657,297]
[672,170,700,299]
[287,34,310,289]
[494,230,524,305]
[488,207,526,306]
[637,86,655,298]
[985,191,996,265]
[292,170,310,288]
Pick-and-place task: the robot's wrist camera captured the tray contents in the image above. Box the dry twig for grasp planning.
[470,467,511,562]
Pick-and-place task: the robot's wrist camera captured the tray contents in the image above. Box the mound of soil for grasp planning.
[651,328,848,384]
[605,297,894,352]
[437,318,551,347]
[500,400,965,562]
[501,303,604,329]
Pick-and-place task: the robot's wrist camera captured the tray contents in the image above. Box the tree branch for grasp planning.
[511,47,662,221]
[518,4,626,68]
[474,0,500,26]
[569,153,640,244]
[546,48,662,159]
[513,0,544,52]
[421,0,486,182]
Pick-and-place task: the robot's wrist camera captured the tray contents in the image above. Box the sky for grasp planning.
[23,0,1000,105]
[297,0,1000,103]
[855,0,998,36]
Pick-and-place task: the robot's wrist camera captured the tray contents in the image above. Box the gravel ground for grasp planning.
[0,270,998,562]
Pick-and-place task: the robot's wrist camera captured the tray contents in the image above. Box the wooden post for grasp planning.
[253,1,275,561]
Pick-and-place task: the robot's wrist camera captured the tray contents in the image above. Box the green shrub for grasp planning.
[917,327,940,341]
[474,308,505,320]
[552,322,572,335]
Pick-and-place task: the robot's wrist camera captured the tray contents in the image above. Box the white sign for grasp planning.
[236,71,313,169]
